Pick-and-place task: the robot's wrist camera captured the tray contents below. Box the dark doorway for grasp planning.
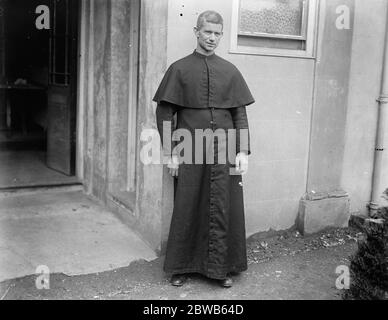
[0,0,79,188]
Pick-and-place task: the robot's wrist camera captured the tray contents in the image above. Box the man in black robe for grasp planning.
[153,10,254,288]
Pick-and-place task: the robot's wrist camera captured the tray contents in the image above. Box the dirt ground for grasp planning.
[0,226,361,300]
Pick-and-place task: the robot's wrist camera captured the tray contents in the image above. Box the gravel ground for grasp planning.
[0,226,361,300]
[246,226,361,264]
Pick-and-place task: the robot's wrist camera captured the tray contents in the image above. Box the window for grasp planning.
[230,0,318,58]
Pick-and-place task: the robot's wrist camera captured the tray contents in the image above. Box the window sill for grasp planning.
[229,47,316,60]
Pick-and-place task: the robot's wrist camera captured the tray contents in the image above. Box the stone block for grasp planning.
[297,196,351,235]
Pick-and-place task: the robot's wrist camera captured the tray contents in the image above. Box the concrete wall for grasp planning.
[342,0,388,213]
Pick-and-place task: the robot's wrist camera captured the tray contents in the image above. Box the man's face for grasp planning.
[194,21,223,54]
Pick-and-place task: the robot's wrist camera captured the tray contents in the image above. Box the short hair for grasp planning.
[196,10,224,30]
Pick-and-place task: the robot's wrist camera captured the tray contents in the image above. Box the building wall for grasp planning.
[163,0,357,237]
[78,0,387,253]
[342,0,388,213]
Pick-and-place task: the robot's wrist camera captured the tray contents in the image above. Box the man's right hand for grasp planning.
[167,154,179,177]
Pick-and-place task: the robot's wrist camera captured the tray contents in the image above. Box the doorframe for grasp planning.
[75,0,141,192]
[76,0,87,181]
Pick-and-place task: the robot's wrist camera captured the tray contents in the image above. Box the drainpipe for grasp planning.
[369,4,388,216]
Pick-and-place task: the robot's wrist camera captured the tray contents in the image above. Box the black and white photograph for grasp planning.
[0,0,387,308]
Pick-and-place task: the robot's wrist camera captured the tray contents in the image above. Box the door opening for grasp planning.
[0,0,79,189]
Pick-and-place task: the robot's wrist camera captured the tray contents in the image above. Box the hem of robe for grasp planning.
[163,263,248,280]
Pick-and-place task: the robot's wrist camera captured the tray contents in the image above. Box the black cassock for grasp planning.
[154,50,255,280]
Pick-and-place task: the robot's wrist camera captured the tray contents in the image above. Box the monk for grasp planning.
[154,10,255,288]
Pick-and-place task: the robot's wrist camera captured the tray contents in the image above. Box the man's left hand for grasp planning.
[235,152,248,175]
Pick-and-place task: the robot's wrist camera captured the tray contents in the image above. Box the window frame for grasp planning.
[230,0,319,59]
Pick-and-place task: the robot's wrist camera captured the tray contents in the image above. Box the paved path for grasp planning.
[0,187,156,282]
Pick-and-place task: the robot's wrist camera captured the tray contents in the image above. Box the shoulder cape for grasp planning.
[153,51,255,109]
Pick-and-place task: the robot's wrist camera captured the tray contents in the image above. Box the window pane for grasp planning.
[239,0,305,37]
[55,36,66,75]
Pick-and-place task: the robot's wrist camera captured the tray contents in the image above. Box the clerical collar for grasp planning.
[193,50,216,59]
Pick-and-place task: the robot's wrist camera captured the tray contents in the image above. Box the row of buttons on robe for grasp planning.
[209,164,223,255]
[210,107,216,126]
[204,59,218,111]
[209,168,217,254]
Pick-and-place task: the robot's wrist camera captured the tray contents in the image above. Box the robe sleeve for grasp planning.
[156,101,179,158]
[230,106,251,155]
